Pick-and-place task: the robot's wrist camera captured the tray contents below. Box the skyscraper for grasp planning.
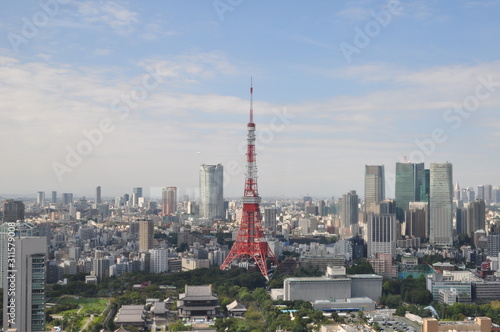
[395,162,425,222]
[133,187,143,197]
[368,213,397,258]
[341,190,359,236]
[96,186,102,204]
[3,236,47,332]
[36,191,45,206]
[365,165,385,213]
[429,162,453,246]
[162,187,177,216]
[0,222,38,287]
[454,182,461,200]
[466,199,486,240]
[62,193,73,205]
[477,185,485,200]
[405,202,428,238]
[199,164,224,220]
[3,200,25,222]
[263,207,277,234]
[139,220,154,252]
[51,191,57,204]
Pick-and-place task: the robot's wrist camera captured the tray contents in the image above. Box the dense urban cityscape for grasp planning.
[3,1,500,332]
[3,112,500,332]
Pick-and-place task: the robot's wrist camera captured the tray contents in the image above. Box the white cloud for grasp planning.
[93,48,111,56]
[77,1,139,34]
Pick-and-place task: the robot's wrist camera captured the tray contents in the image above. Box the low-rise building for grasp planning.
[312,297,376,313]
[283,266,382,302]
[422,317,490,332]
[177,285,219,319]
[114,305,146,329]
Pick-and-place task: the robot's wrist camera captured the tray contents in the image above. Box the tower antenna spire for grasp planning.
[250,77,253,123]
[220,81,279,280]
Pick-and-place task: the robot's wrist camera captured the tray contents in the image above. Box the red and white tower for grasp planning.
[220,82,279,279]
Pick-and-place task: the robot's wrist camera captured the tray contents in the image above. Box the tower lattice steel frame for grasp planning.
[219,82,279,279]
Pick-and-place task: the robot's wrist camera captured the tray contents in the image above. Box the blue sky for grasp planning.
[1,0,500,199]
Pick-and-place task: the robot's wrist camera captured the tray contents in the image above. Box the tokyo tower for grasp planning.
[220,82,279,279]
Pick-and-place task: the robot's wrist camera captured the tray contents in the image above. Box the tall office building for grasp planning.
[162,187,177,216]
[454,182,461,200]
[199,164,224,220]
[132,187,143,207]
[3,237,47,331]
[466,200,486,239]
[365,165,385,213]
[36,191,45,206]
[493,187,500,204]
[51,191,57,204]
[3,200,25,222]
[62,193,73,205]
[96,186,102,204]
[461,187,475,204]
[477,185,485,200]
[405,202,428,238]
[480,184,493,203]
[368,213,397,258]
[0,222,38,287]
[139,220,154,251]
[429,162,453,246]
[456,207,467,235]
[133,187,143,197]
[395,162,425,222]
[263,207,277,234]
[487,234,500,257]
[341,190,359,236]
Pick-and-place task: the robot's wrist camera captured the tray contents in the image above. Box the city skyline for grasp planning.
[1,1,500,197]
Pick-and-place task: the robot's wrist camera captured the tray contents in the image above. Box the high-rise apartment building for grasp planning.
[395,162,425,222]
[367,213,397,258]
[364,165,385,213]
[429,162,453,246]
[341,190,359,236]
[96,186,102,204]
[3,200,25,222]
[162,187,177,216]
[199,164,224,220]
[139,220,154,252]
[3,236,47,332]
[149,248,168,273]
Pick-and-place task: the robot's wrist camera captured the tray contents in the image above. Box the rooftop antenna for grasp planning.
[250,77,253,123]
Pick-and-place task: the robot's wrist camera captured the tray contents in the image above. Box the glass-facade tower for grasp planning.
[395,162,425,222]
[199,164,224,220]
[429,162,453,246]
[365,165,385,213]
